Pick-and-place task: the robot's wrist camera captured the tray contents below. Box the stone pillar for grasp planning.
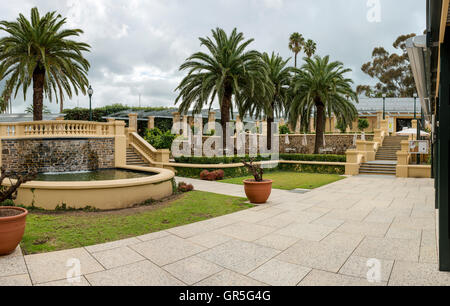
[183,115,189,138]
[310,119,315,133]
[172,112,181,125]
[128,113,138,132]
[236,115,243,134]
[330,117,336,133]
[172,112,181,134]
[262,119,268,136]
[295,117,301,134]
[114,121,127,167]
[208,112,216,132]
[147,116,155,130]
[376,111,383,129]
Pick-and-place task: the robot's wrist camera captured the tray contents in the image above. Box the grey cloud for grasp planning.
[0,0,425,113]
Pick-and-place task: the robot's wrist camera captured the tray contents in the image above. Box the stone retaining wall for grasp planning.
[174,134,374,156]
[1,138,115,174]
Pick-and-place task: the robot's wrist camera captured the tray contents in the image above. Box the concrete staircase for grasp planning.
[359,161,397,176]
[126,148,150,167]
[375,136,406,161]
[359,136,408,176]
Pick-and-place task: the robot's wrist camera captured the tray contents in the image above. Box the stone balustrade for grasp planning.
[0,120,121,138]
[0,120,127,170]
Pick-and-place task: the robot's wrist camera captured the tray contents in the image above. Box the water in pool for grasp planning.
[35,169,154,182]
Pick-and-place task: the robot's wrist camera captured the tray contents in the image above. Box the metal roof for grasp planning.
[0,113,65,123]
[355,98,419,113]
[104,98,420,122]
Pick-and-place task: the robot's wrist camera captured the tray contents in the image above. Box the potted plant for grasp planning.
[242,159,273,204]
[0,167,36,255]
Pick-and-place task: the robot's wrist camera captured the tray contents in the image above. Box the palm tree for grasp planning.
[0,7,91,121]
[175,28,272,153]
[242,52,293,150]
[304,39,317,58]
[290,55,358,154]
[0,96,6,113]
[25,104,51,115]
[288,33,305,68]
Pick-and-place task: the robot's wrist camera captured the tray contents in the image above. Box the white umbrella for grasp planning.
[396,128,430,137]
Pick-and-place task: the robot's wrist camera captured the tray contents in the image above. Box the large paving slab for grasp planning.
[1,175,447,286]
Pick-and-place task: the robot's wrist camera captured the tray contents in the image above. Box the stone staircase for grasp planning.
[126,148,150,167]
[359,136,408,176]
[375,136,406,161]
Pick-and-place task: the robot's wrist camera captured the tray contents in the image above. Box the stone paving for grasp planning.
[1,175,449,286]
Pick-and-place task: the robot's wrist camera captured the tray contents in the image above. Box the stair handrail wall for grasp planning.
[345,117,389,175]
[128,132,170,166]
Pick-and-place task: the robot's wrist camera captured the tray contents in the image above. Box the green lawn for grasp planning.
[221,171,345,190]
[21,191,252,254]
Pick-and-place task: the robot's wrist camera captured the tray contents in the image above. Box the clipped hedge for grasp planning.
[174,155,273,165]
[174,154,346,164]
[173,163,345,179]
[279,154,346,163]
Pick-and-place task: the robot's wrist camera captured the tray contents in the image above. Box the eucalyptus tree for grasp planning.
[290,55,358,154]
[288,32,305,68]
[175,28,272,153]
[0,7,91,120]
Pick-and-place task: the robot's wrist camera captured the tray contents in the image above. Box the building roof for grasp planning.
[104,98,421,121]
[0,113,65,123]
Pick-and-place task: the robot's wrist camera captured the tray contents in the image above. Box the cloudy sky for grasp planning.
[1,0,426,113]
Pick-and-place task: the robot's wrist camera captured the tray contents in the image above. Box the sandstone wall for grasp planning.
[174,134,374,156]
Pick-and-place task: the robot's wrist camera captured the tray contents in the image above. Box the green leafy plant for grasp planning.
[358,118,369,132]
[144,128,177,150]
[279,125,291,135]
[336,118,348,133]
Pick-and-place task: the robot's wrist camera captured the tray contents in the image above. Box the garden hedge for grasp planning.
[174,154,346,164]
[173,163,345,179]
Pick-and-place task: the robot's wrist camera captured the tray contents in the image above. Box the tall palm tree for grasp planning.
[288,33,305,68]
[242,52,293,150]
[0,7,91,121]
[0,96,6,113]
[290,55,358,154]
[175,28,272,153]
[304,39,317,58]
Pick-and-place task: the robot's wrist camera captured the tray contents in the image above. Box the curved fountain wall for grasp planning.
[0,120,175,210]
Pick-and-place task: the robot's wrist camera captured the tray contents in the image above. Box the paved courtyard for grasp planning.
[1,175,449,286]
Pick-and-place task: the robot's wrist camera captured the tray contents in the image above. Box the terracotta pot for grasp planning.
[0,207,28,256]
[243,179,273,204]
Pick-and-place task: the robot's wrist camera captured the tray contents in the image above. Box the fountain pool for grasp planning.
[7,166,175,210]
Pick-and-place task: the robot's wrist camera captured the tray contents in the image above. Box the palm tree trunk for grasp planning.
[267,115,274,151]
[60,100,64,113]
[221,87,232,155]
[294,53,298,68]
[314,101,325,154]
[32,66,45,121]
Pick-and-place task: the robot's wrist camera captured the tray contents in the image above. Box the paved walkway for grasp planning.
[1,175,449,286]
